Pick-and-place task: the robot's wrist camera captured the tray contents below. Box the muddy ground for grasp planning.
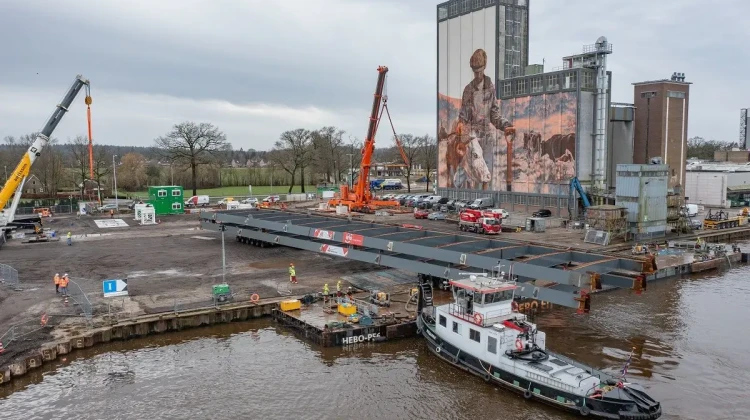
[0,211,382,366]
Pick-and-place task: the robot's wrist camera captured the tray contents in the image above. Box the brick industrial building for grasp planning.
[632,73,691,189]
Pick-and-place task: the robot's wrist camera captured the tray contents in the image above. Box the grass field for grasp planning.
[131,185,317,198]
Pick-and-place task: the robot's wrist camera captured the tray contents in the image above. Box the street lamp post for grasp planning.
[112,155,118,212]
[219,223,226,283]
[346,153,354,189]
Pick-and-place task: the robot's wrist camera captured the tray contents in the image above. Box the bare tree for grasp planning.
[419,135,437,192]
[154,121,231,196]
[395,134,422,193]
[92,145,111,197]
[117,153,149,191]
[67,135,90,197]
[311,126,346,183]
[270,129,314,193]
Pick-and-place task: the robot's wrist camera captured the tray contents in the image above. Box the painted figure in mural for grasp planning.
[449,49,515,190]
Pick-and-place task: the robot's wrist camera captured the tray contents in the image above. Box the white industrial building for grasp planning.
[685,161,750,208]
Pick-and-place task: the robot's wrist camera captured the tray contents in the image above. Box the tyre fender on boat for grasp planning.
[523,389,532,399]
[579,405,590,416]
[435,346,441,354]
[483,373,491,382]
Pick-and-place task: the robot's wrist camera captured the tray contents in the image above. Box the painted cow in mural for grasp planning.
[444,131,491,190]
[541,133,576,162]
[522,131,542,159]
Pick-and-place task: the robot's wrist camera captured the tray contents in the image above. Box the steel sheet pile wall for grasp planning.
[615,164,669,239]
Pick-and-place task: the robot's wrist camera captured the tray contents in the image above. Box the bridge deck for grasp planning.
[200,209,651,308]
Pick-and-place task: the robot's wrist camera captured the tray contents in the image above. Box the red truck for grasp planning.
[458,209,501,234]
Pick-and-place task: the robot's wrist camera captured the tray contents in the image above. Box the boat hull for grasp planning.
[418,319,661,420]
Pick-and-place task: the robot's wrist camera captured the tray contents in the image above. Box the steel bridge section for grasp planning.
[203,209,647,293]
[205,221,581,308]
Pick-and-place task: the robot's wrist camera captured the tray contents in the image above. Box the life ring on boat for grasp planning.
[250,294,260,303]
[515,338,523,351]
[511,301,519,312]
[523,389,532,399]
[435,346,441,354]
[473,312,483,325]
[579,405,590,416]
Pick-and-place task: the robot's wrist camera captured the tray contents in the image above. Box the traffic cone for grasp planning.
[0,342,4,353]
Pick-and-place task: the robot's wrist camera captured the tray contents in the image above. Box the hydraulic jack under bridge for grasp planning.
[200,209,653,310]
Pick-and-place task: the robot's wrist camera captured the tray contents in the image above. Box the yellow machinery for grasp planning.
[0,75,90,235]
[703,209,743,230]
[338,302,357,316]
[280,299,301,312]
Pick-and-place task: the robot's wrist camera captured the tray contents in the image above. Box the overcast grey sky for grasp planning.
[0,0,747,149]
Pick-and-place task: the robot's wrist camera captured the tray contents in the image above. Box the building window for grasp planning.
[531,76,543,93]
[488,336,497,354]
[641,91,657,99]
[516,79,527,95]
[667,90,685,99]
[582,71,595,89]
[172,202,182,210]
[453,321,460,334]
[171,189,181,196]
[470,329,481,343]
[564,72,577,89]
[461,0,470,13]
[158,190,167,197]
[439,315,447,327]
[546,74,559,91]
[503,81,512,97]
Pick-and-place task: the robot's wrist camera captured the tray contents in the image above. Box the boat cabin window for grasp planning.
[487,336,497,354]
[452,321,460,334]
[439,315,446,327]
[482,290,514,304]
[469,329,480,343]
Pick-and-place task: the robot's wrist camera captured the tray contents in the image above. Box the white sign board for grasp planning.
[94,219,129,228]
[79,202,88,215]
[103,279,128,297]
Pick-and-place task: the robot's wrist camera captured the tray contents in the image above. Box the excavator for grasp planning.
[0,75,91,241]
[328,66,408,213]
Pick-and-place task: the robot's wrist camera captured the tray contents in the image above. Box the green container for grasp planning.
[212,284,230,296]
[147,185,184,215]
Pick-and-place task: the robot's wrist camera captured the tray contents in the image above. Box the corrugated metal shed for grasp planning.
[685,172,728,208]
[615,164,669,237]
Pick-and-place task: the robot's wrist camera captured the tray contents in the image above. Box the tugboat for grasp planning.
[415,269,662,419]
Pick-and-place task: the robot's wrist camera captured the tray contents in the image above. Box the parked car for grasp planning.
[262,195,280,203]
[414,208,429,219]
[240,197,258,205]
[690,219,703,230]
[98,203,118,212]
[532,209,552,218]
[437,197,450,205]
[428,211,447,220]
[218,197,235,205]
[468,197,494,210]
[487,208,510,219]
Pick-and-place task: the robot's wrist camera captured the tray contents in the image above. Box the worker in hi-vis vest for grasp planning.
[54,273,61,294]
[289,263,297,284]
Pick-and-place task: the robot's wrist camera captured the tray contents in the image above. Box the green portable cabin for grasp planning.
[147,185,184,215]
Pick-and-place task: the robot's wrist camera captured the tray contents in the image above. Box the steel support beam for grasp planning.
[203,221,580,308]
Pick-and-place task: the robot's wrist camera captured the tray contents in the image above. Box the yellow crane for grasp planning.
[0,75,91,235]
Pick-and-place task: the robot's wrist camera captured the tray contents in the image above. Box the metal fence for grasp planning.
[15,205,73,215]
[66,279,93,319]
[0,263,19,289]
[0,321,47,350]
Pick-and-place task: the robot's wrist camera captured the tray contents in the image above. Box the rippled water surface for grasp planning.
[2,265,750,420]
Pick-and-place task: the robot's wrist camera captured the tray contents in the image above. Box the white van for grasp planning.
[469,197,494,210]
[684,204,698,217]
[185,195,210,207]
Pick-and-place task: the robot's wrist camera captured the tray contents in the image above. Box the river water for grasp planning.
[2,265,750,420]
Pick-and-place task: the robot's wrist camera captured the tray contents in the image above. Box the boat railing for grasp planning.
[448,303,482,325]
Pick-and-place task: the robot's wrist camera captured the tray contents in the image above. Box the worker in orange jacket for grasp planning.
[59,274,69,296]
[54,273,60,294]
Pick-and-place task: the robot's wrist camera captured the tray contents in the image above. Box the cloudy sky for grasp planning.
[0,0,747,150]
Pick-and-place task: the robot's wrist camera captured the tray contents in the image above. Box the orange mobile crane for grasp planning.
[328,66,406,213]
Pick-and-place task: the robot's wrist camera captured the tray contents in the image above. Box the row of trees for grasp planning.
[266,127,437,193]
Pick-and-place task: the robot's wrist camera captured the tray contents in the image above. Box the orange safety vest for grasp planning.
[60,277,69,287]
[54,275,60,285]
